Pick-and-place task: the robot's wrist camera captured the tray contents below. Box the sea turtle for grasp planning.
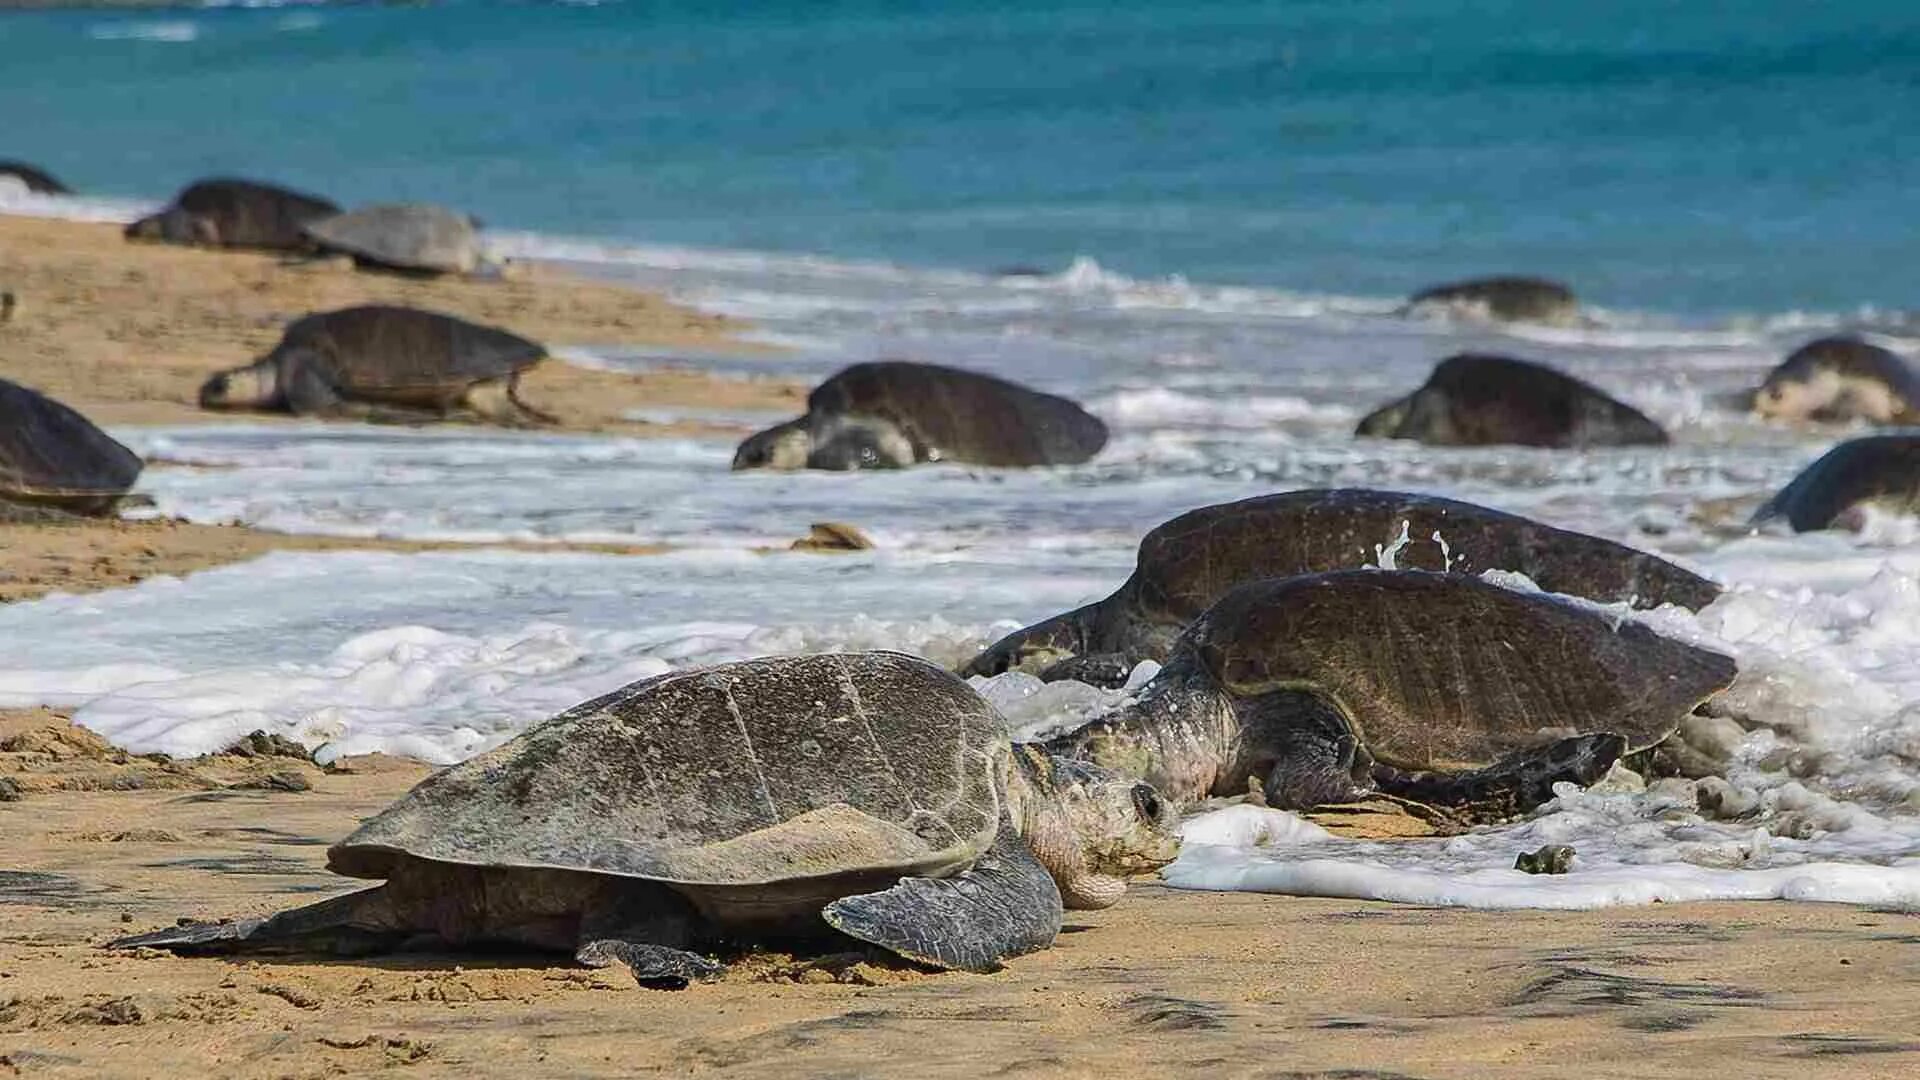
[0,161,69,196]
[1749,434,1920,532]
[125,177,339,251]
[1357,353,1668,448]
[1751,336,1919,425]
[113,652,1180,982]
[197,305,554,425]
[961,488,1721,686]
[303,203,481,275]
[0,377,143,521]
[1400,275,1581,326]
[1042,569,1737,822]
[732,360,1108,470]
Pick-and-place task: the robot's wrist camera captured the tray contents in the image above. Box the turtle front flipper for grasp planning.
[1235,688,1377,810]
[822,822,1062,973]
[575,941,724,988]
[107,885,405,956]
[1369,733,1627,822]
[1037,652,1136,688]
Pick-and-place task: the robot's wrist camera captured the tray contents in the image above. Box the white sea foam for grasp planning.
[88,21,202,43]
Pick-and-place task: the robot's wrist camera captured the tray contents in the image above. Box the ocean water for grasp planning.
[5,1,1920,910]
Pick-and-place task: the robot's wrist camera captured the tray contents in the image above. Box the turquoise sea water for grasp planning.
[4,0,1917,315]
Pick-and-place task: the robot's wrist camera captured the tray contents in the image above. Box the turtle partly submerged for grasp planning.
[0,378,143,521]
[1749,434,1920,532]
[1044,570,1737,822]
[114,652,1180,982]
[1357,354,1667,448]
[963,488,1722,686]
[198,305,553,425]
[303,203,482,275]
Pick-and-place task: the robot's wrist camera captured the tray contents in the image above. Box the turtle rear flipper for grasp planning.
[823,822,1062,974]
[1369,733,1626,822]
[108,885,405,956]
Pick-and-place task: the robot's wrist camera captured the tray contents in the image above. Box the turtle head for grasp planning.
[126,208,217,246]
[1354,393,1413,438]
[958,601,1103,679]
[199,364,277,411]
[1751,368,1840,421]
[1010,746,1181,911]
[732,417,814,471]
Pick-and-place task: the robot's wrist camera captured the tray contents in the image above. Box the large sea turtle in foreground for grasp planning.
[115,653,1180,982]
[1750,336,1918,426]
[733,361,1109,470]
[303,203,481,275]
[1357,354,1667,448]
[198,305,553,425]
[1399,275,1582,326]
[125,177,339,251]
[962,488,1722,686]
[0,378,143,521]
[1043,570,1738,822]
[1749,434,1920,532]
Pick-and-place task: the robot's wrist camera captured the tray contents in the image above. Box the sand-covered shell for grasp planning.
[304,204,480,273]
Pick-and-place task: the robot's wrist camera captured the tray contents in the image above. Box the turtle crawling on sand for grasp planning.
[962,488,1722,686]
[198,304,553,425]
[1043,570,1737,822]
[0,377,143,521]
[1749,434,1920,532]
[125,177,339,251]
[303,203,482,275]
[113,652,1180,982]
[1357,354,1667,448]
[733,361,1108,470]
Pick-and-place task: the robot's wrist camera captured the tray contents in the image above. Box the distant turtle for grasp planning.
[1751,336,1919,425]
[1400,275,1581,326]
[0,377,142,521]
[1357,353,1668,448]
[198,305,553,425]
[125,178,339,251]
[733,361,1108,470]
[1044,570,1738,822]
[303,203,481,275]
[0,161,70,196]
[113,652,1179,982]
[962,489,1722,685]
[1750,434,1920,532]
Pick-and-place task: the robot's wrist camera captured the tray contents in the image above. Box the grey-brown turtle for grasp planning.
[1357,353,1668,448]
[1400,275,1581,326]
[0,377,143,521]
[125,178,339,251]
[197,305,553,425]
[733,360,1108,470]
[1751,336,1919,426]
[962,488,1721,686]
[0,161,70,196]
[303,203,481,275]
[1750,434,1920,532]
[1043,570,1737,822]
[113,652,1179,982]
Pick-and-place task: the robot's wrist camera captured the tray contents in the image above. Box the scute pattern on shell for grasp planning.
[329,652,1006,886]
[1187,570,1736,770]
[0,378,143,499]
[276,305,545,392]
[811,361,1108,467]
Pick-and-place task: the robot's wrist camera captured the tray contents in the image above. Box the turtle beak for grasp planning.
[198,373,232,409]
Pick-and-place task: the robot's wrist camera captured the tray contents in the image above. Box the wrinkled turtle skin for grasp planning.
[0,161,70,195]
[125,178,338,251]
[1750,434,1920,532]
[113,652,1179,982]
[303,203,480,274]
[1400,275,1581,326]
[1751,336,1919,425]
[197,304,552,425]
[1357,353,1667,448]
[733,360,1108,471]
[1044,569,1738,823]
[962,488,1721,685]
[0,377,143,521]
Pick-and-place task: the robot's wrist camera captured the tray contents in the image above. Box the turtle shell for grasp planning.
[1128,488,1721,623]
[276,305,544,395]
[0,378,142,504]
[1186,569,1736,770]
[328,652,1007,886]
[1750,435,1920,532]
[304,204,479,273]
[140,178,339,249]
[0,161,69,196]
[810,361,1108,467]
[1358,354,1667,448]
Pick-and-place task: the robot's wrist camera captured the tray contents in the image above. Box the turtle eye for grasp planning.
[1130,784,1163,821]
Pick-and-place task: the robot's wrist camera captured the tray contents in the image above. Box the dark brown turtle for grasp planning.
[0,377,143,521]
[1751,336,1919,425]
[0,161,70,196]
[112,652,1179,982]
[1400,275,1581,326]
[124,178,339,251]
[732,361,1108,470]
[962,488,1721,686]
[302,204,481,275]
[1044,570,1738,822]
[1750,434,1920,532]
[197,305,553,425]
[1356,353,1667,448]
